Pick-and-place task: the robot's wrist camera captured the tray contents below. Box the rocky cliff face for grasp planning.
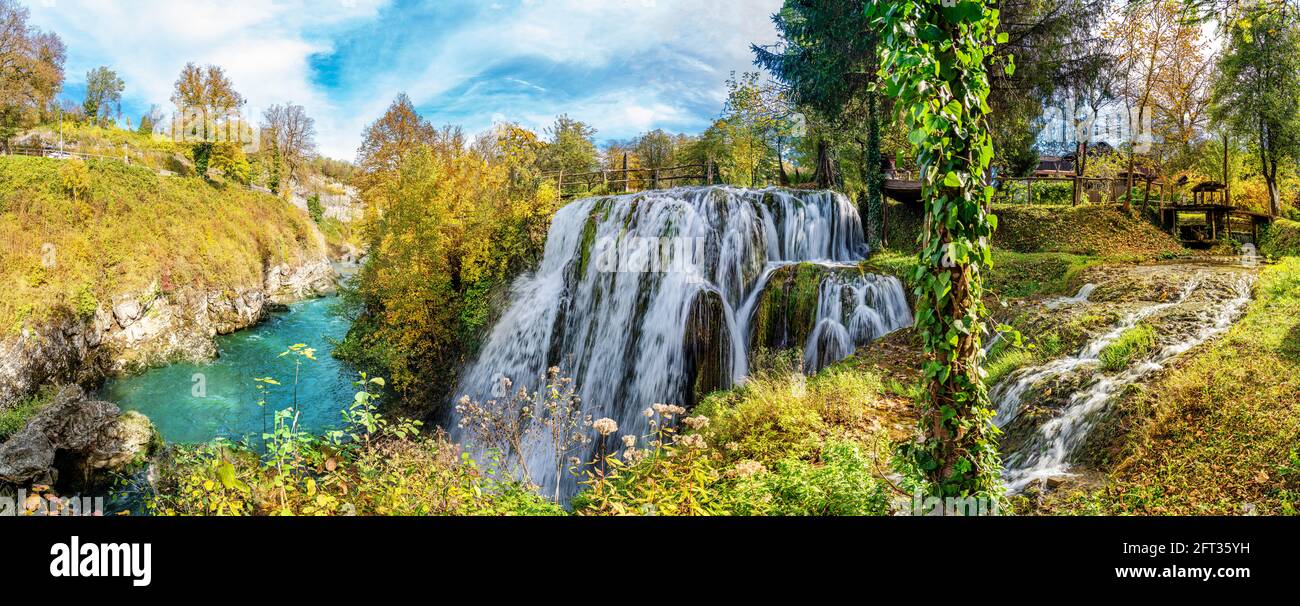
[0,385,158,486]
[0,258,338,409]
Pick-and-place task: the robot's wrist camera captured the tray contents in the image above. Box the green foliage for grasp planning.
[306,193,323,223]
[715,72,792,186]
[191,142,213,178]
[540,114,598,175]
[1260,218,1300,258]
[1098,324,1157,372]
[150,370,560,516]
[573,361,900,516]
[873,0,1007,500]
[732,440,892,516]
[1210,4,1300,217]
[0,385,56,441]
[207,143,250,185]
[82,66,124,125]
[343,122,559,404]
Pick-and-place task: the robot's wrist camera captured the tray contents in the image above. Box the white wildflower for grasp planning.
[593,417,618,436]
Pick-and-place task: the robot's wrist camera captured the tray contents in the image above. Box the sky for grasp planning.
[25,0,784,160]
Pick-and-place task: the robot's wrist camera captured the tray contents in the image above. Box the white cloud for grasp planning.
[25,0,782,159]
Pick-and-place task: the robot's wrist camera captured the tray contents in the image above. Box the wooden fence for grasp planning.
[3,146,134,164]
[543,156,719,199]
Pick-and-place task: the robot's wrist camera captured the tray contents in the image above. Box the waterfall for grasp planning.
[993,273,1254,493]
[452,186,911,496]
[804,270,911,373]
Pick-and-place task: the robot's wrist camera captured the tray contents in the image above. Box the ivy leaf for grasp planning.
[941,1,983,23]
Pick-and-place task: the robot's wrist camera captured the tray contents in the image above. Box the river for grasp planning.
[100,296,357,445]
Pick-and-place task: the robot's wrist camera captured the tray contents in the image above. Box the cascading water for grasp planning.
[804,270,911,373]
[994,272,1255,493]
[453,186,911,496]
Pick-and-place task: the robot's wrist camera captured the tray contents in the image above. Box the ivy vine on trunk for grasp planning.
[869,0,1009,500]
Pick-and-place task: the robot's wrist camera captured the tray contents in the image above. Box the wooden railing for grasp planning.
[996,175,1176,208]
[543,158,719,199]
[3,146,134,163]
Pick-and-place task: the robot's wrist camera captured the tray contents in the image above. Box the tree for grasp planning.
[717,71,793,187]
[138,104,162,136]
[1210,4,1300,217]
[873,0,1005,500]
[1105,0,1188,208]
[539,114,598,176]
[171,63,246,178]
[353,93,438,215]
[261,102,317,188]
[1149,18,1214,170]
[633,129,675,170]
[82,66,124,126]
[0,0,65,149]
[755,3,873,193]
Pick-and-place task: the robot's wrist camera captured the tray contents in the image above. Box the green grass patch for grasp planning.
[881,200,1185,257]
[1098,323,1157,371]
[0,386,57,441]
[866,248,1110,299]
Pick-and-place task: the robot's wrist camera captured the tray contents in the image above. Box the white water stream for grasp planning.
[994,273,1254,492]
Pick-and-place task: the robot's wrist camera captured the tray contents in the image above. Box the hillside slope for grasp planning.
[884,201,1185,257]
[0,156,336,407]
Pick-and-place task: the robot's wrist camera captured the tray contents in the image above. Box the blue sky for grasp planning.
[25,0,782,160]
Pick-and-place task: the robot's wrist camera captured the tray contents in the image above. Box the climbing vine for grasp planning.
[869,0,1009,499]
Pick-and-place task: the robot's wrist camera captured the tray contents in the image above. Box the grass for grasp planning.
[882,200,1186,258]
[0,386,56,441]
[0,156,324,334]
[22,122,191,175]
[696,363,897,466]
[865,248,1116,300]
[1098,323,1157,371]
[571,358,910,516]
[1041,257,1300,515]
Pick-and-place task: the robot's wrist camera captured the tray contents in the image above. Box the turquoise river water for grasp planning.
[100,296,356,445]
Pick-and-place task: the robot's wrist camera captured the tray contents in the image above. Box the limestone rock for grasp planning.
[0,386,158,486]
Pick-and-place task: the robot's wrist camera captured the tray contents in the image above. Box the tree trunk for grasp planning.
[866,91,884,249]
[1124,147,1135,211]
[1222,132,1231,207]
[777,136,790,186]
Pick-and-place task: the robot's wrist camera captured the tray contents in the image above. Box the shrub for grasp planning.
[307,193,324,224]
[1260,218,1300,258]
[149,372,562,516]
[0,386,57,441]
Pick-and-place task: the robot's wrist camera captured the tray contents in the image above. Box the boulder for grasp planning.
[0,385,158,486]
[111,297,143,327]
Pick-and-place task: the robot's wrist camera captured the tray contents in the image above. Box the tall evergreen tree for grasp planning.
[753,1,883,243]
